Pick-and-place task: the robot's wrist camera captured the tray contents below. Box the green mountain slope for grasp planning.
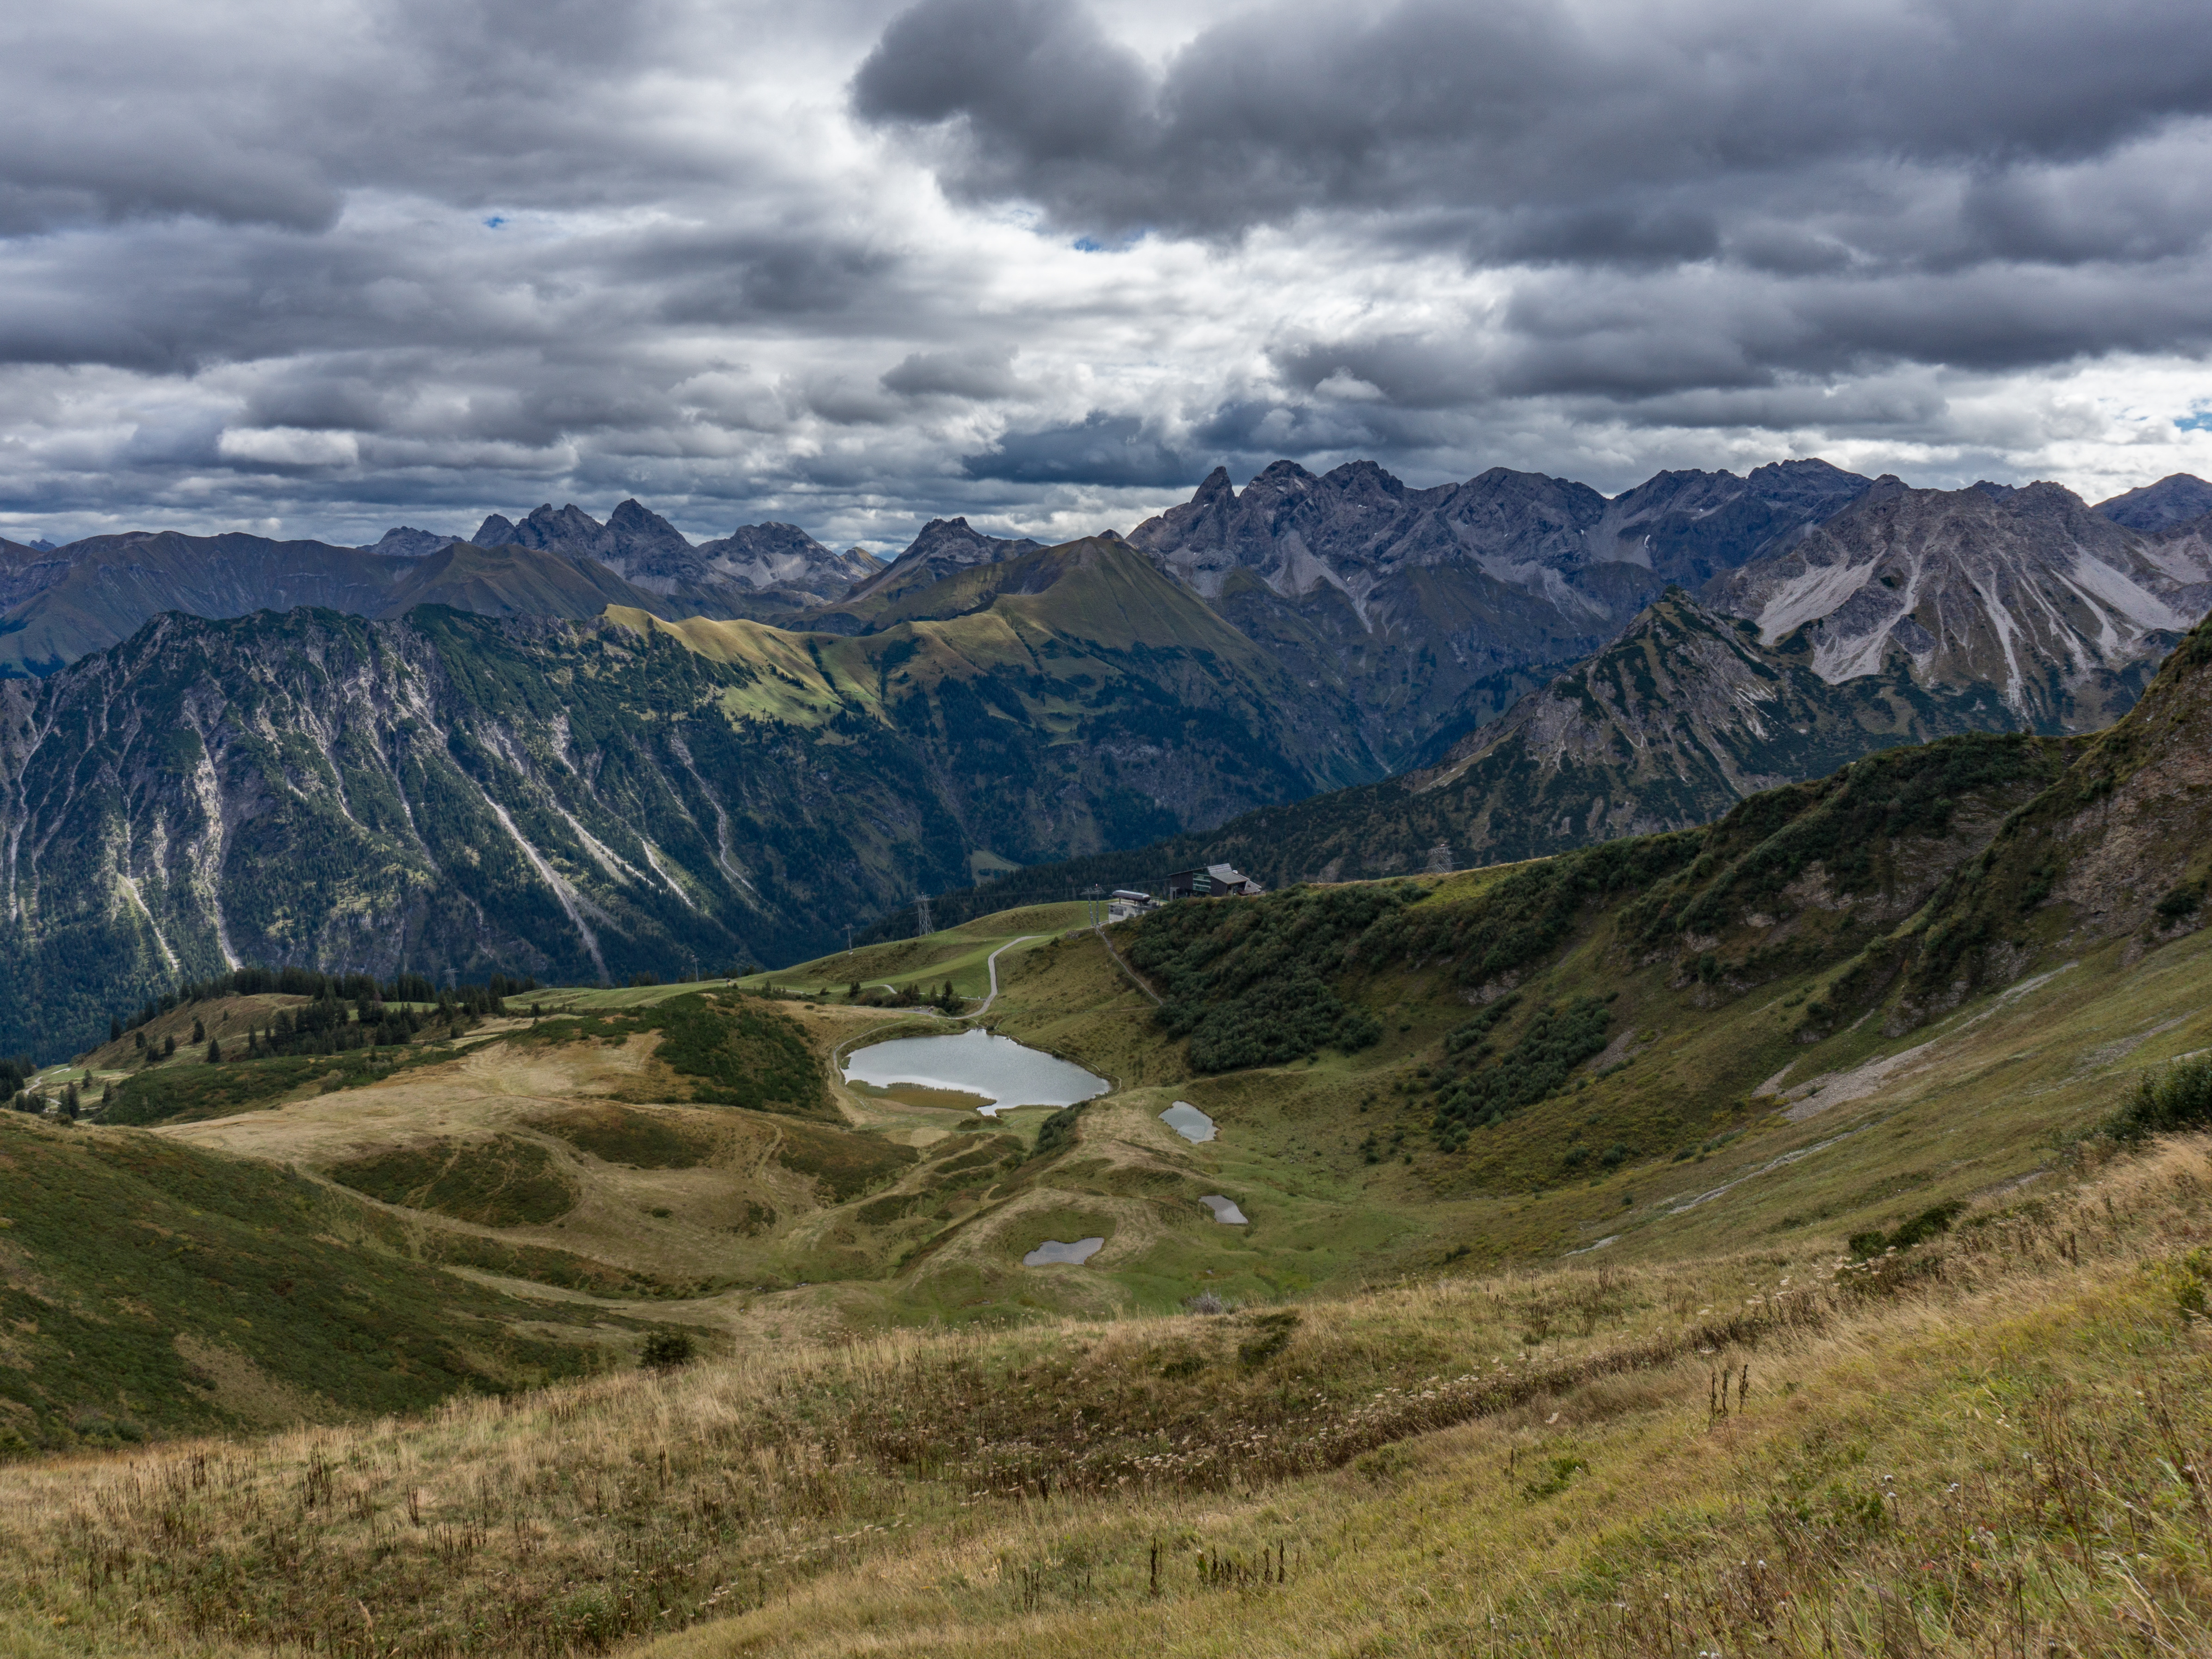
[372,540,681,620]
[1814,609,2212,1030]
[9,624,2211,1658]
[0,1113,601,1451]
[688,642,2201,1321]
[868,588,2034,931]
[0,539,1374,1058]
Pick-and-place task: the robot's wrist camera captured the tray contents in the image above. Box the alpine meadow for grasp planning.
[7,1,2212,1656]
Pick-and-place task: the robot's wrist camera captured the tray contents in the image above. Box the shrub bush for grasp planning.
[2103,1057,2212,1141]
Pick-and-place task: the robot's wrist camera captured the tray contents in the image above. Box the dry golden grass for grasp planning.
[8,1134,2212,1657]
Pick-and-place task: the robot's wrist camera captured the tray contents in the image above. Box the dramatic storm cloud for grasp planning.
[3,0,2210,548]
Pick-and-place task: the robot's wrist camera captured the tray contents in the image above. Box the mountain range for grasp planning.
[0,538,1380,1056]
[470,501,883,618]
[2,460,2208,1054]
[12,465,2206,754]
[855,473,2212,932]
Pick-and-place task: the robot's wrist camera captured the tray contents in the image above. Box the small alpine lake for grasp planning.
[1022,1237,1105,1266]
[841,1028,1108,1117]
[1160,1102,1215,1142]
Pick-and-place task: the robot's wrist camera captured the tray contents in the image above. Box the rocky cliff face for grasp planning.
[689,523,880,602]
[1410,589,2013,850]
[1706,481,2212,731]
[1583,459,1872,587]
[0,543,1363,1058]
[1122,457,1875,768]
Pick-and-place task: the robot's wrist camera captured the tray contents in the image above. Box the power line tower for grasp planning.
[914,893,935,936]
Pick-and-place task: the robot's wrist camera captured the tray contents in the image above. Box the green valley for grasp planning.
[2,562,2210,1659]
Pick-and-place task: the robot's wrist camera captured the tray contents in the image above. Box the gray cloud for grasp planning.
[0,0,2208,553]
[961,412,1193,486]
[856,0,2212,248]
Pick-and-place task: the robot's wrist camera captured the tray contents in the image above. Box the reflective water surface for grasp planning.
[842,1028,1108,1116]
[1160,1101,1216,1142]
[1022,1237,1105,1266]
[1197,1195,1247,1225]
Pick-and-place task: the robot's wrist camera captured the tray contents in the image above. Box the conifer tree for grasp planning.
[207,1037,222,1063]
[191,1017,205,1044]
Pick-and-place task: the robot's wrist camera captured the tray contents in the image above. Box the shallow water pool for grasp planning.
[1197,1195,1247,1225]
[842,1028,1107,1116]
[1022,1236,1105,1266]
[1160,1101,1215,1142]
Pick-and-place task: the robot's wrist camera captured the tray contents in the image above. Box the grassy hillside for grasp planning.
[731,901,1085,1002]
[6,619,2211,1654]
[4,1132,2206,1656]
[0,1115,607,1453]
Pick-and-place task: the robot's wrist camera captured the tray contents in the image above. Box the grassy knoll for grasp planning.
[732,901,1085,1002]
[510,990,831,1117]
[0,1115,606,1452]
[4,1133,2208,1656]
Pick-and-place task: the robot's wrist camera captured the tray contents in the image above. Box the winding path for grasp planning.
[970,935,1047,1018]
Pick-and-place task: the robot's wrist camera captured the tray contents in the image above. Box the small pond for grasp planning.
[1197,1195,1247,1225]
[1160,1101,1215,1142]
[1022,1237,1105,1266]
[842,1028,1107,1117]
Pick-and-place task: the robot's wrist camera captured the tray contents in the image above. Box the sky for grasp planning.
[4,0,2212,552]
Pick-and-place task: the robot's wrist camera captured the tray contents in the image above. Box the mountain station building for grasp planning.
[1107,889,1159,922]
[1166,864,1264,899]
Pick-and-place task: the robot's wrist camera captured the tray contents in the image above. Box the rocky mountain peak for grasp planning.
[1584,461,1872,587]
[1125,454,1879,770]
[1320,459,1407,500]
[2096,472,2212,532]
[1707,478,2212,730]
[504,504,610,553]
[602,499,694,560]
[359,526,459,558]
[1190,465,1236,505]
[691,520,872,600]
[835,517,1044,611]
